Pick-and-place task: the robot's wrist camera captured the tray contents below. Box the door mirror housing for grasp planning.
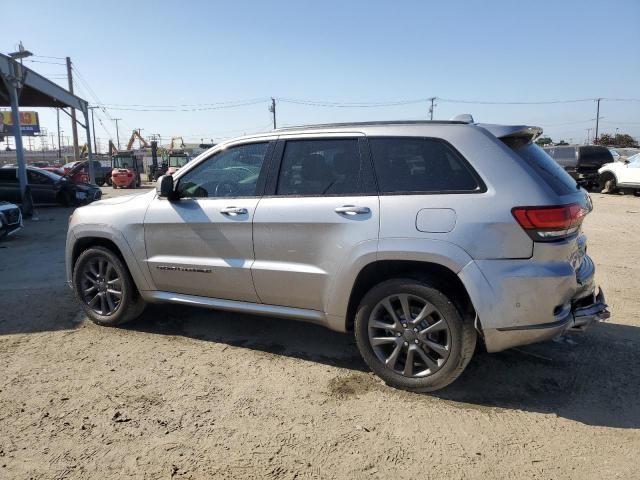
[156,175,175,198]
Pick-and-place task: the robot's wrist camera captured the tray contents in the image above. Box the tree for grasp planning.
[595,133,638,147]
[535,136,553,146]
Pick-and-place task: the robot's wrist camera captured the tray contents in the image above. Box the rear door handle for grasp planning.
[335,205,371,215]
[220,206,248,215]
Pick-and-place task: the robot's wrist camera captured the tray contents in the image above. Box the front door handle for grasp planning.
[220,206,248,216]
[335,205,371,215]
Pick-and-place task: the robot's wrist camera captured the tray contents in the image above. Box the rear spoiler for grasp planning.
[477,124,543,144]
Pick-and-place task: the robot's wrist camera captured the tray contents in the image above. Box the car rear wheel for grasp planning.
[72,246,145,326]
[354,278,476,392]
[96,178,105,187]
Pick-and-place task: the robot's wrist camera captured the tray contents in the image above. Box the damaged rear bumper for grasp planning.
[483,286,610,352]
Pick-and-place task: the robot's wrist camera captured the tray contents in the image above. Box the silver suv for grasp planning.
[66,120,610,391]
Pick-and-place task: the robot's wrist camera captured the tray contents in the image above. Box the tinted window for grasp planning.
[369,138,481,193]
[578,146,613,165]
[277,139,362,195]
[27,170,54,185]
[0,170,18,184]
[510,142,578,195]
[177,142,268,198]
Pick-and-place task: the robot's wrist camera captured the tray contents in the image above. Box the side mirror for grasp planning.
[156,175,174,198]
[624,159,630,165]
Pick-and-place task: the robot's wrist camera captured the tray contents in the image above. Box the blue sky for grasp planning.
[3,0,639,150]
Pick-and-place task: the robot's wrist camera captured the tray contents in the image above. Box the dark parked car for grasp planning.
[543,145,613,190]
[0,167,102,206]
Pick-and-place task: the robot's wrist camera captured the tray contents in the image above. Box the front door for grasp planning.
[144,141,273,302]
[252,136,379,311]
[27,169,58,204]
[621,156,640,186]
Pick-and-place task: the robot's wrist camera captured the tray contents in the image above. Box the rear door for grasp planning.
[252,135,379,311]
[144,140,274,302]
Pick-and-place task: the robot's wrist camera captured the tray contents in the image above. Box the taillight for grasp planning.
[512,203,587,242]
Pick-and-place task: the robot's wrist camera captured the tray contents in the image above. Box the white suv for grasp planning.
[599,153,640,194]
[66,120,609,391]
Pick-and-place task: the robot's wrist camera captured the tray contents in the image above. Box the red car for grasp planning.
[41,165,89,184]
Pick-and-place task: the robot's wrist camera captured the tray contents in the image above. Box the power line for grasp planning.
[99,99,267,112]
[23,59,65,65]
[98,97,268,108]
[278,97,428,108]
[32,54,66,60]
[438,97,595,105]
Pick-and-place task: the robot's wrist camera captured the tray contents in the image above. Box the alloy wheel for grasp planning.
[368,293,451,378]
[79,257,123,316]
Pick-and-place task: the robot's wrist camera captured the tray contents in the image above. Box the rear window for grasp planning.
[368,137,482,193]
[508,141,578,195]
[578,146,613,165]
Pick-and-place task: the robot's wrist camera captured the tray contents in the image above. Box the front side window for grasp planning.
[369,137,481,193]
[27,170,53,185]
[177,142,268,198]
[276,139,362,195]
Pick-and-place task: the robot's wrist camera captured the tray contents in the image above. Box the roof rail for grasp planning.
[274,120,469,131]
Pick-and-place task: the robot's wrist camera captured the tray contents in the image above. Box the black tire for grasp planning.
[112,183,118,189]
[72,246,145,326]
[106,176,112,186]
[96,178,105,187]
[354,278,476,392]
[599,173,617,194]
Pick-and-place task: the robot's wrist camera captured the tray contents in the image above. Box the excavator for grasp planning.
[110,131,146,188]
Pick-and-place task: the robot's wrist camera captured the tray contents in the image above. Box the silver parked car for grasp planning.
[66,120,609,391]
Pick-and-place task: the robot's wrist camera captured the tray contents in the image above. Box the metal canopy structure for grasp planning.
[0,52,96,215]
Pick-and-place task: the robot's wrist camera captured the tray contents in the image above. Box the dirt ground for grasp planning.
[1,188,639,479]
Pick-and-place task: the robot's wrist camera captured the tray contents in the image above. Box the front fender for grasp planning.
[66,224,153,292]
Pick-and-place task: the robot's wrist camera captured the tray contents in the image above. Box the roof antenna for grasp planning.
[452,114,474,123]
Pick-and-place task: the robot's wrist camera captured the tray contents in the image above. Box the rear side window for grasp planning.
[368,137,482,193]
[276,139,363,195]
[509,142,578,195]
[578,146,613,165]
[0,170,18,184]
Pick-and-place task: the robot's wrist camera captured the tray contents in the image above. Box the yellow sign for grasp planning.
[0,111,40,136]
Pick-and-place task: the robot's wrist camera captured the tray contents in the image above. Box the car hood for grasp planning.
[598,162,620,173]
[0,201,18,211]
[88,190,152,206]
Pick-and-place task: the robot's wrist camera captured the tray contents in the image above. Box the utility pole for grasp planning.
[428,97,436,120]
[586,128,592,144]
[269,98,276,129]
[56,107,61,159]
[88,106,98,154]
[113,118,122,149]
[594,98,601,144]
[66,57,80,162]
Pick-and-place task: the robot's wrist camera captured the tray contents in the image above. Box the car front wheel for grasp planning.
[72,246,145,326]
[354,278,476,392]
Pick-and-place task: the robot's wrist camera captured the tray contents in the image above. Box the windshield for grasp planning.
[628,153,640,167]
[169,156,189,168]
[113,157,134,169]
